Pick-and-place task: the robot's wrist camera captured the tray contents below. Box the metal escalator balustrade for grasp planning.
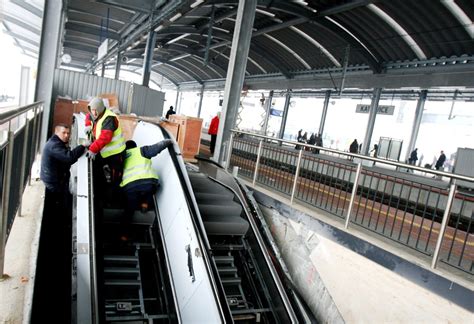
[225,130,474,275]
[187,165,307,323]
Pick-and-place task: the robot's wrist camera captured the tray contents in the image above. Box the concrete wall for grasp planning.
[255,190,473,323]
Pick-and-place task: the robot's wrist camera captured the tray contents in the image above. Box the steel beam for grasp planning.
[215,0,257,163]
[278,90,291,139]
[95,0,157,13]
[142,30,156,87]
[35,0,63,147]
[197,85,205,118]
[319,90,331,135]
[2,13,41,35]
[115,50,122,79]
[65,22,120,40]
[261,90,273,135]
[64,41,98,54]
[405,90,427,162]
[269,2,381,73]
[361,87,382,155]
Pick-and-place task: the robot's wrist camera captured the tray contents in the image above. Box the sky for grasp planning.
[0,31,38,104]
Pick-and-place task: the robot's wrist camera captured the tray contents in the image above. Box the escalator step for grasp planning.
[104,255,138,262]
[214,256,234,263]
[218,267,238,274]
[104,279,141,286]
[221,278,241,285]
[104,267,139,274]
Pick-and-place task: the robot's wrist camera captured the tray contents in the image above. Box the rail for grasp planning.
[0,102,44,278]
[226,129,474,274]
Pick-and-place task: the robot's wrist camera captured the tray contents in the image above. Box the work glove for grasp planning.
[85,150,97,160]
[84,125,92,136]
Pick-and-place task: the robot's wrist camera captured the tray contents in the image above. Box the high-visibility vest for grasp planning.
[120,147,159,187]
[95,109,125,158]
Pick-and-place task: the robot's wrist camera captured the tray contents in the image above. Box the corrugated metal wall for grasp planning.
[129,84,165,117]
[52,69,165,117]
[53,69,132,112]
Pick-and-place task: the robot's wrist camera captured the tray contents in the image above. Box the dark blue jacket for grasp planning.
[40,135,85,192]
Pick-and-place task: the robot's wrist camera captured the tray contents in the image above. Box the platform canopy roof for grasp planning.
[4,0,474,90]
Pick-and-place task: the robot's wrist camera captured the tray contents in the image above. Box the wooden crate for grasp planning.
[169,115,203,159]
[52,98,89,131]
[117,115,138,141]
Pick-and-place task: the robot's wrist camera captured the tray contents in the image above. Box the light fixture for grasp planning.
[169,13,182,22]
[190,0,204,8]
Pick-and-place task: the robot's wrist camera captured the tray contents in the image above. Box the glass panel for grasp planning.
[283,97,325,141]
[371,98,417,160]
[416,100,474,172]
[178,91,200,117]
[325,97,371,151]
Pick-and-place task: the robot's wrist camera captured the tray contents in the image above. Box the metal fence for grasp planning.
[0,102,44,276]
[226,130,474,274]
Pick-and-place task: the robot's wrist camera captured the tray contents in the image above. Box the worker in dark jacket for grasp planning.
[40,124,86,320]
[120,139,173,233]
[41,124,86,198]
[85,97,126,186]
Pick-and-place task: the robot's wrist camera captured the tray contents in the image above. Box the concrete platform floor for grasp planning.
[0,180,44,324]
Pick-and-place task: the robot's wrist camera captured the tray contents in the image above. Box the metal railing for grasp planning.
[0,102,44,277]
[226,130,474,274]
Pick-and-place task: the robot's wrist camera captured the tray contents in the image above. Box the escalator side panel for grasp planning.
[132,121,223,323]
[72,114,94,323]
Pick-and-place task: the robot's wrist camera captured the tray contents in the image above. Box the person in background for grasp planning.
[315,133,323,154]
[40,124,87,321]
[435,150,446,171]
[295,129,303,150]
[120,139,173,240]
[208,112,220,155]
[165,105,176,119]
[370,143,379,166]
[349,139,358,161]
[301,132,308,151]
[85,97,126,186]
[408,148,418,166]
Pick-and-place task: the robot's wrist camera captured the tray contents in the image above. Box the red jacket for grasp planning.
[87,113,118,154]
[208,116,219,135]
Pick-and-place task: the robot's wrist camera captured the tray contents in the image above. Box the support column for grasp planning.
[278,90,291,139]
[215,0,257,163]
[197,85,205,118]
[19,66,30,106]
[101,63,105,77]
[361,87,382,155]
[142,30,156,87]
[34,0,63,147]
[405,90,427,161]
[115,51,122,80]
[319,90,331,135]
[174,90,180,113]
[261,90,274,136]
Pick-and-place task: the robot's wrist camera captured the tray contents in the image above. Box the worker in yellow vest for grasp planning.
[120,139,173,236]
[85,97,126,185]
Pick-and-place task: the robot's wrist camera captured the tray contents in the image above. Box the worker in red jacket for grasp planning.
[85,97,126,186]
[208,112,220,154]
